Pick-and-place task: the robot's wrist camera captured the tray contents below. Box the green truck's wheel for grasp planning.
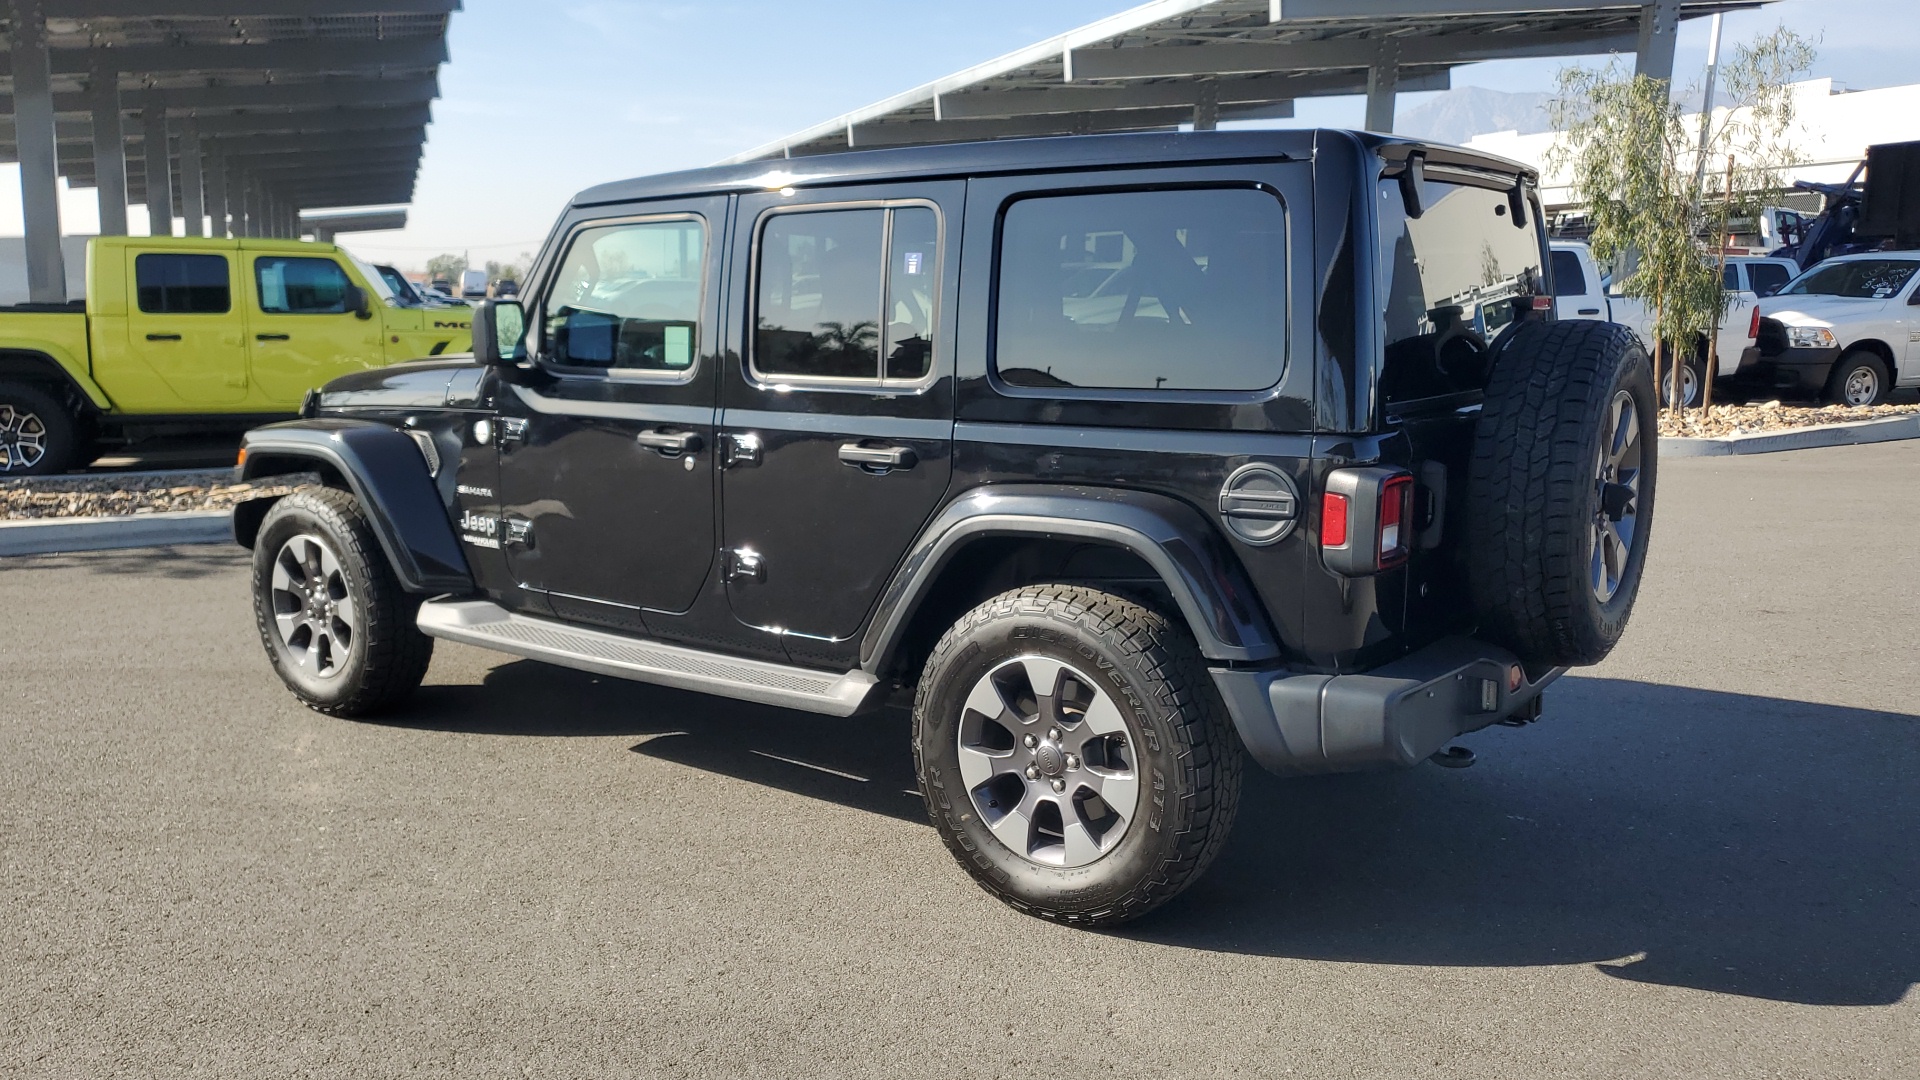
[0,381,79,476]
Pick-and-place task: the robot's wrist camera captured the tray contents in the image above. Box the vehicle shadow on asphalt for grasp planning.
[1138,676,1919,1009]
[396,659,926,823]
[0,545,246,578]
[393,664,1916,1007]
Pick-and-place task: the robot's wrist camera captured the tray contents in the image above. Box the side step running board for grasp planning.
[416,599,881,717]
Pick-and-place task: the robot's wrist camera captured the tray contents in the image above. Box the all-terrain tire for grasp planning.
[1467,319,1657,667]
[913,584,1242,926]
[251,486,434,717]
[0,381,80,475]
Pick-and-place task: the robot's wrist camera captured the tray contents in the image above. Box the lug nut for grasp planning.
[1047,728,1061,742]
[1025,766,1040,780]
[1064,754,1079,770]
[1023,734,1038,749]
[1051,778,1066,793]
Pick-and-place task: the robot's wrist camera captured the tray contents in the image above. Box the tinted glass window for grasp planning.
[545,218,705,371]
[755,209,885,381]
[255,257,353,315]
[1723,264,1741,290]
[136,253,229,314]
[995,188,1286,391]
[1378,179,1545,403]
[1550,249,1588,297]
[1781,258,1919,299]
[885,207,938,380]
[1747,262,1791,296]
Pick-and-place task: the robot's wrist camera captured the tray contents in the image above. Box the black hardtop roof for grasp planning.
[570,129,1535,208]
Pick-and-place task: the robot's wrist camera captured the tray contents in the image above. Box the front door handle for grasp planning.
[1577,308,1601,316]
[255,333,291,341]
[636,428,703,457]
[145,332,182,341]
[838,443,916,472]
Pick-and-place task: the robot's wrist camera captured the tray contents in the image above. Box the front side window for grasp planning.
[136,253,229,314]
[754,205,938,383]
[1782,259,1920,299]
[544,217,705,372]
[255,256,353,315]
[995,188,1286,392]
[1378,177,1545,403]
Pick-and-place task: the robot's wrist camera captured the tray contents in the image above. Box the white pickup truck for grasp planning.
[1550,240,1760,407]
[1751,250,1920,406]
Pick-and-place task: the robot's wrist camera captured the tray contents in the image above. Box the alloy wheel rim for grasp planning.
[269,533,357,679]
[0,404,47,472]
[1844,365,1879,406]
[956,655,1141,869]
[1590,389,1642,604]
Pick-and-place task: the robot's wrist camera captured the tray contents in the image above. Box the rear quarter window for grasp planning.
[993,186,1287,393]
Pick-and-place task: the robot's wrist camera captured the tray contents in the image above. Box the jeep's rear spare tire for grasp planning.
[1466,319,1656,667]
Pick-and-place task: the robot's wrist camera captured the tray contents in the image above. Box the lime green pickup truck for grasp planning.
[0,236,472,474]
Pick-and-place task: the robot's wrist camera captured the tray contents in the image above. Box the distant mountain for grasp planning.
[1397,87,1556,146]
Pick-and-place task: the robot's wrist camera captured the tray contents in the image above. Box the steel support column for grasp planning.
[141,92,172,236]
[1364,37,1401,133]
[10,0,67,302]
[177,117,204,237]
[1192,79,1219,131]
[1635,0,1681,82]
[86,52,128,237]
[205,147,227,238]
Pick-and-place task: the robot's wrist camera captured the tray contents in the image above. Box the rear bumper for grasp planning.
[1211,636,1564,776]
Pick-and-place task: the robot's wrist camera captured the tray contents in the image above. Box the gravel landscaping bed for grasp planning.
[1657,400,1920,439]
[1,470,320,520]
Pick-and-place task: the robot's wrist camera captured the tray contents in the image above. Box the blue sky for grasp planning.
[3,0,1912,269]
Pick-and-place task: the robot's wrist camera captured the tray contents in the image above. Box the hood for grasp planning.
[319,357,481,410]
[1758,293,1889,326]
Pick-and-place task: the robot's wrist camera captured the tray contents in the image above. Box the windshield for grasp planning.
[345,253,401,306]
[1781,259,1919,299]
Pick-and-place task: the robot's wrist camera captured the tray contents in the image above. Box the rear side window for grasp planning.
[255,256,352,315]
[544,217,706,372]
[1550,249,1588,297]
[1747,262,1791,296]
[136,253,229,314]
[754,205,938,384]
[994,187,1286,392]
[1378,178,1545,404]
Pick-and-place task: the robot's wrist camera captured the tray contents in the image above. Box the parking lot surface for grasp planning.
[3,442,1916,1078]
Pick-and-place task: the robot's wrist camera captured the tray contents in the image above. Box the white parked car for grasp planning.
[1754,251,1920,405]
[1723,256,1800,298]
[1550,241,1760,407]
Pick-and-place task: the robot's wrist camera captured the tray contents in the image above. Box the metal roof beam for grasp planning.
[44,0,456,14]
[939,66,1450,119]
[1265,0,1754,17]
[0,104,430,144]
[0,75,442,117]
[1069,27,1640,81]
[848,108,1196,150]
[5,35,449,77]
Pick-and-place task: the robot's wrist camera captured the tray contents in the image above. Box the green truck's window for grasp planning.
[544,217,705,372]
[136,253,230,314]
[255,256,353,315]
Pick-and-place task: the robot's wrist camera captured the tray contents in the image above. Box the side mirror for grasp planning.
[472,299,526,367]
[346,284,373,320]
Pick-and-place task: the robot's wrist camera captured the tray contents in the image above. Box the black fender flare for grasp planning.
[860,484,1282,672]
[235,418,473,595]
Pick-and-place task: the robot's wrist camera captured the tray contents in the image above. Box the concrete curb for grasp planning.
[1659,414,1920,458]
[0,510,232,557]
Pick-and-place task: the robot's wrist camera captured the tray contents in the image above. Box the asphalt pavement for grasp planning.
[2,441,1915,1078]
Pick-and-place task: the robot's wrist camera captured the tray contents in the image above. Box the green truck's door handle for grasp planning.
[145,333,181,341]
[255,333,290,341]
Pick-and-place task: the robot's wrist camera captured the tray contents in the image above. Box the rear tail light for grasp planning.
[1748,305,1760,340]
[1321,467,1415,575]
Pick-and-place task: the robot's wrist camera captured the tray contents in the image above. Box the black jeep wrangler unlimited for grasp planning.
[234,130,1654,926]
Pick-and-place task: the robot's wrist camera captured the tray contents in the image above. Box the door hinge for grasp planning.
[721,432,761,468]
[497,417,529,447]
[504,517,532,548]
[725,547,765,583]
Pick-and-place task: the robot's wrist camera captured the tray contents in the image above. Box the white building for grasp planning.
[1465,78,1920,209]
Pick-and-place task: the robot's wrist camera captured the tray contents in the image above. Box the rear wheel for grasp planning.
[1825,350,1889,406]
[252,486,433,717]
[913,584,1241,926]
[0,381,79,476]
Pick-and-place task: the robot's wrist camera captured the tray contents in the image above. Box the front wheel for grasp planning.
[913,585,1241,926]
[251,486,434,717]
[1826,350,1890,406]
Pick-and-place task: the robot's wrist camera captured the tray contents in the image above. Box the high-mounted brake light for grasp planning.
[1321,467,1416,576]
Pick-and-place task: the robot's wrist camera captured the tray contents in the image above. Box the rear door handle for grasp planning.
[145,333,182,341]
[1577,308,1601,316]
[635,428,703,457]
[255,333,290,341]
[839,443,916,472]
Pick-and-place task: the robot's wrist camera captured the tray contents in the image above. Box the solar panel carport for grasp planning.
[2,0,457,303]
[723,0,1776,164]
